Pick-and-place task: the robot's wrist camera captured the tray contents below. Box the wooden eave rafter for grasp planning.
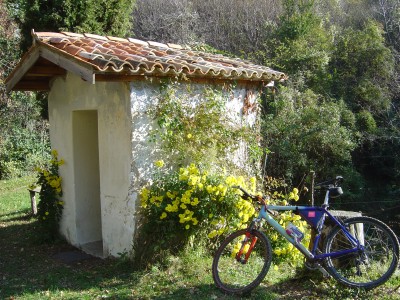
[6,42,96,92]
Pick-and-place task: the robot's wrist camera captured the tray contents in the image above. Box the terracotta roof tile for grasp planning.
[10,31,286,89]
[5,31,286,90]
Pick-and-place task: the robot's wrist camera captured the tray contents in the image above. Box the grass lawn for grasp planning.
[1,176,399,299]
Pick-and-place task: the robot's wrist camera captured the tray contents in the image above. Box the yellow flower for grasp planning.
[206,185,214,193]
[208,230,218,238]
[160,212,167,219]
[188,175,199,186]
[166,191,175,199]
[154,160,165,168]
[187,133,193,139]
[185,224,190,230]
[250,177,256,192]
[225,176,237,186]
[140,188,150,201]
[188,163,199,175]
[190,198,199,206]
[179,169,189,181]
[165,204,178,212]
[45,211,49,216]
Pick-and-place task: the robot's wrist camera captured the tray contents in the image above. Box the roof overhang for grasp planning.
[5,43,96,92]
[5,31,287,92]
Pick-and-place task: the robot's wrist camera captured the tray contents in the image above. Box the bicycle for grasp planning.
[212,176,400,295]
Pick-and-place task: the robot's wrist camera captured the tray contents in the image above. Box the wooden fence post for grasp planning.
[28,187,41,215]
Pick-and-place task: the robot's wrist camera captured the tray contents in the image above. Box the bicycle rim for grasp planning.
[212,229,272,295]
[324,216,399,289]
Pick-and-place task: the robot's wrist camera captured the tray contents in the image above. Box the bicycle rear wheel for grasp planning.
[323,216,399,289]
[212,229,272,295]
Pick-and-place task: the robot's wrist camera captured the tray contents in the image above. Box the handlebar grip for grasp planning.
[232,185,262,202]
[232,185,253,200]
[315,175,344,188]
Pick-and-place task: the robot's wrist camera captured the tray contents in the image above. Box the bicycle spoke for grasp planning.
[212,229,272,295]
[324,216,399,289]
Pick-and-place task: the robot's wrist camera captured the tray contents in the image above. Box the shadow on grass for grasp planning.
[142,275,326,300]
[0,208,34,222]
[0,216,143,299]
[0,216,280,299]
[0,217,397,300]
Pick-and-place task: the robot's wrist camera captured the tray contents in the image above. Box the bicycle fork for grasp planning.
[235,230,258,264]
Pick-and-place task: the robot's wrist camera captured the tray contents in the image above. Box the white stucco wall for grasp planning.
[48,72,261,258]
[49,72,134,257]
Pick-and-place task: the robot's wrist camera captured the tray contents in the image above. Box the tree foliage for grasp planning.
[0,0,50,179]
[10,0,135,51]
[2,0,400,208]
[329,21,394,115]
[262,86,358,184]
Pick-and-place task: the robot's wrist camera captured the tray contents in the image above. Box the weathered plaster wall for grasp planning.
[127,80,261,225]
[48,73,261,258]
[48,72,133,257]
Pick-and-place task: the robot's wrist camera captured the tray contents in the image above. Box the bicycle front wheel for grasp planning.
[212,229,272,295]
[324,216,399,289]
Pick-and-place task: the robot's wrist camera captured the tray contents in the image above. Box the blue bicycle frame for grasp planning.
[257,190,364,262]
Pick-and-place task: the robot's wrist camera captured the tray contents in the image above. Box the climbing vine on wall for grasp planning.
[148,80,262,172]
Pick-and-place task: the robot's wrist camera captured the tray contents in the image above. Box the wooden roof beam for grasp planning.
[26,65,66,76]
[13,79,50,91]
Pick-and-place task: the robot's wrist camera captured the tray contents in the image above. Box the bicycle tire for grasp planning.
[212,229,272,295]
[323,216,399,289]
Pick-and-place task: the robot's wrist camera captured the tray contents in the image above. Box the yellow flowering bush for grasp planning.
[137,162,258,263]
[138,163,310,267]
[33,149,64,240]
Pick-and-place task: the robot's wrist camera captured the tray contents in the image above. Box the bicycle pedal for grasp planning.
[316,264,330,277]
[304,261,318,270]
[305,261,330,277]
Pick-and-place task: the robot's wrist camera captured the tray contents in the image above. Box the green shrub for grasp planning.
[31,150,64,241]
[356,110,377,133]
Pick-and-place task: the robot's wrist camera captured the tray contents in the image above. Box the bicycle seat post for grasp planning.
[322,188,330,208]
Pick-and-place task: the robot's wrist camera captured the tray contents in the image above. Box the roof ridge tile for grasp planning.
[167,43,183,50]
[128,38,148,46]
[147,41,168,48]
[107,36,129,43]
[62,32,84,38]
[83,33,108,41]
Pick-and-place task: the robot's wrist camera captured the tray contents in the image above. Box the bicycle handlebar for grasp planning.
[232,185,256,201]
[232,186,268,204]
[315,176,343,189]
